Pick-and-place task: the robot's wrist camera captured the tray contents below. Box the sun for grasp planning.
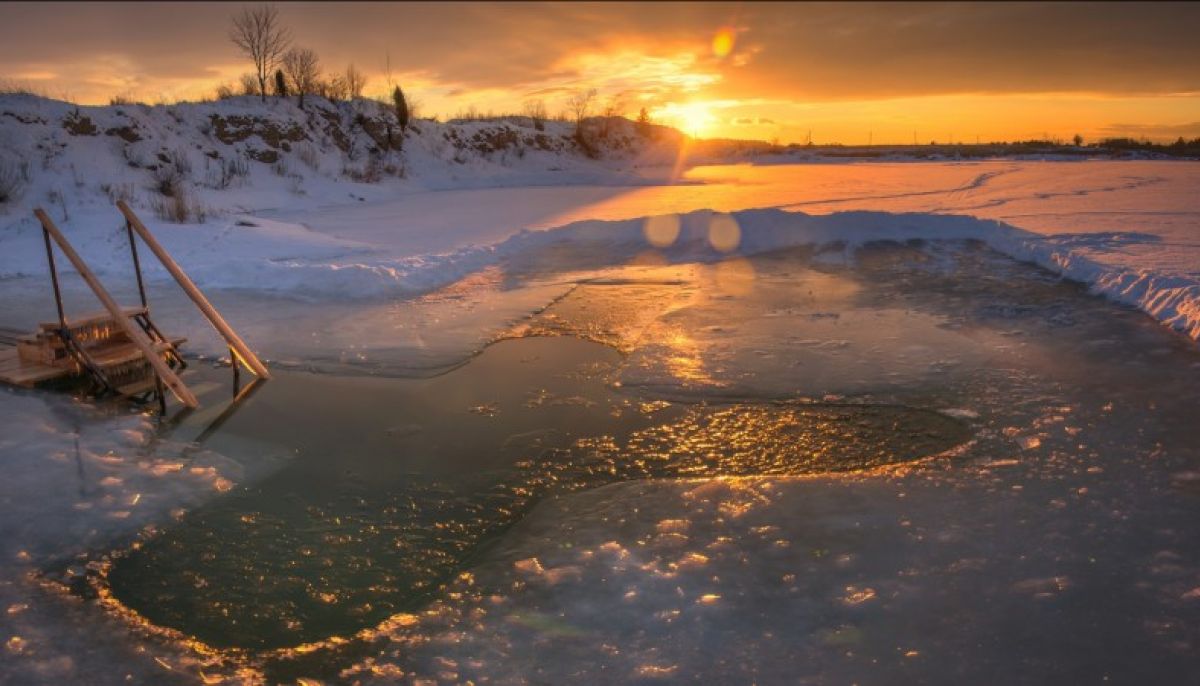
[667,102,717,138]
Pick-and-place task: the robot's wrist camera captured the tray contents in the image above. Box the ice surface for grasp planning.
[331,243,1200,685]
[4,240,1197,684]
[5,158,1198,343]
[0,387,288,685]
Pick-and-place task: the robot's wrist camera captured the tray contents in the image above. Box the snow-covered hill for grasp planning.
[0,93,690,224]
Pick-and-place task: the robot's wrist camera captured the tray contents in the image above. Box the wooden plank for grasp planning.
[33,209,199,408]
[115,378,158,397]
[0,327,24,346]
[87,337,186,367]
[38,307,146,331]
[116,201,270,379]
[0,349,73,386]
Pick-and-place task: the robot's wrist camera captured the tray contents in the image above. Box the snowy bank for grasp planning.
[4,201,1200,341]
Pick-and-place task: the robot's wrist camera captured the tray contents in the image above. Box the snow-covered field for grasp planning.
[2,95,1200,684]
[2,95,1198,341]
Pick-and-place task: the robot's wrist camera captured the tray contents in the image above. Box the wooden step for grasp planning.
[38,306,147,332]
[90,343,150,369]
[115,378,158,397]
[88,337,188,369]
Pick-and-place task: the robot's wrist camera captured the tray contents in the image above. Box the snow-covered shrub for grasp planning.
[201,155,250,190]
[167,147,192,176]
[295,143,319,171]
[152,164,184,197]
[46,188,68,220]
[343,156,381,183]
[0,158,26,205]
[151,148,193,196]
[151,183,205,224]
[222,156,249,188]
[101,182,135,205]
[121,142,147,168]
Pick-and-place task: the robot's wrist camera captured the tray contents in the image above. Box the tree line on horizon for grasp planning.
[225,4,412,135]
[220,3,655,148]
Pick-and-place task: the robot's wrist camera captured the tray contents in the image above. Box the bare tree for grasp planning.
[599,93,626,138]
[566,88,597,136]
[392,85,409,131]
[282,47,320,109]
[229,4,292,102]
[238,73,260,96]
[522,99,547,129]
[405,94,422,120]
[344,64,366,99]
[382,51,395,91]
[322,75,348,101]
[636,106,652,137]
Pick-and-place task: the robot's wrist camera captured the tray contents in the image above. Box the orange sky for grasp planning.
[2,2,1198,143]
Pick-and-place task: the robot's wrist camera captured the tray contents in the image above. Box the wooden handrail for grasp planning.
[33,209,199,408]
[115,201,270,379]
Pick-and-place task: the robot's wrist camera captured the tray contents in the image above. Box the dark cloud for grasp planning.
[710,2,1200,100]
[1,2,1197,102]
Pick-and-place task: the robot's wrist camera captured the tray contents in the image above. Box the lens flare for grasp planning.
[668,102,716,137]
[643,214,681,248]
[712,257,756,296]
[712,27,736,58]
[707,213,741,253]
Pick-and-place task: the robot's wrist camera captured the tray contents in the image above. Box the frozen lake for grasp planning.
[2,162,1200,684]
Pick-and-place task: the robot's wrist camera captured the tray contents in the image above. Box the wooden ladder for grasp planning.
[34,204,271,409]
[34,209,199,408]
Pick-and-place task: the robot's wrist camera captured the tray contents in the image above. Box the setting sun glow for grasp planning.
[0,4,1197,144]
[661,102,718,138]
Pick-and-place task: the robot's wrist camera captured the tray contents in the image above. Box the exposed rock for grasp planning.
[209,114,308,148]
[470,127,520,154]
[105,125,142,142]
[2,111,46,125]
[315,109,351,152]
[357,115,399,151]
[246,147,279,164]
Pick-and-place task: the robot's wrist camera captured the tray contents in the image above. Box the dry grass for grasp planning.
[0,159,27,204]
